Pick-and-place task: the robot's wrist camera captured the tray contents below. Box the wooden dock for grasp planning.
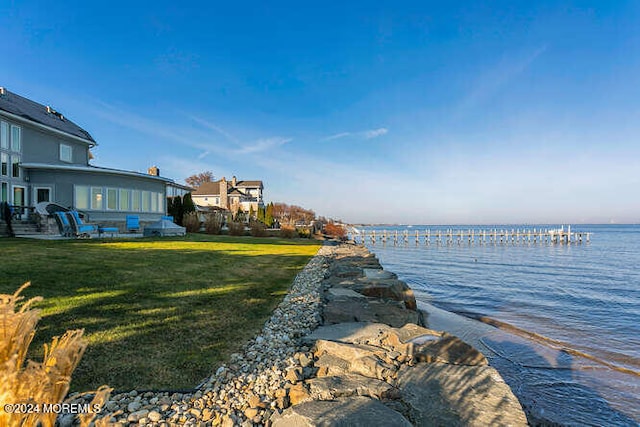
[349,226,591,246]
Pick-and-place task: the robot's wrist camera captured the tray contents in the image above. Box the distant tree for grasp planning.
[324,222,346,239]
[170,196,184,225]
[249,205,255,221]
[257,206,265,223]
[185,171,214,188]
[183,193,196,215]
[265,203,274,228]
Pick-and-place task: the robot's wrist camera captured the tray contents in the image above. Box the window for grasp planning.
[36,188,50,203]
[1,153,6,176]
[0,121,7,149]
[142,191,150,212]
[11,155,20,178]
[10,125,21,152]
[151,191,158,212]
[91,187,103,210]
[132,190,141,211]
[60,144,72,162]
[1,182,7,202]
[106,188,117,210]
[75,186,89,209]
[157,193,164,212]
[119,189,130,211]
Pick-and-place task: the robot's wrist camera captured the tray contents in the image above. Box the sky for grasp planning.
[1,0,639,224]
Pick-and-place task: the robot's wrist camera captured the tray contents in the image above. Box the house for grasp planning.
[0,86,185,225]
[192,176,264,213]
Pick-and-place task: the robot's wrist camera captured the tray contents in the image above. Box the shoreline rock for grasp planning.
[65,242,528,426]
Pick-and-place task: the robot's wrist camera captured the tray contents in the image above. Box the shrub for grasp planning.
[324,222,346,238]
[297,227,312,238]
[228,221,246,236]
[204,213,223,235]
[249,221,267,237]
[183,212,200,233]
[0,283,112,427]
[279,226,297,239]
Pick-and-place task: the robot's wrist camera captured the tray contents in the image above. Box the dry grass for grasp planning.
[0,283,111,427]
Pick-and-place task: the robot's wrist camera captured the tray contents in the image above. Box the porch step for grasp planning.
[12,221,41,236]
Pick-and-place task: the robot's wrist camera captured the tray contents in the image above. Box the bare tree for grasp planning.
[185,171,214,188]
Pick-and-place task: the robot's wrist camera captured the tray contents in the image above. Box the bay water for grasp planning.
[358,224,639,426]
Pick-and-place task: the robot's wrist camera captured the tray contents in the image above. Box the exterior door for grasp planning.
[12,185,25,219]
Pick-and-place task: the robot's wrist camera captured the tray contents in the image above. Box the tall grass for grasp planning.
[0,283,111,427]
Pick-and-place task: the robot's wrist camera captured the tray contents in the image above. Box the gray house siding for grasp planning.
[28,169,167,222]
[21,124,90,166]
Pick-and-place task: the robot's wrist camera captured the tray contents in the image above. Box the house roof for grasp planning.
[0,87,95,144]
[20,163,174,183]
[193,181,221,195]
[193,178,263,196]
[237,180,263,188]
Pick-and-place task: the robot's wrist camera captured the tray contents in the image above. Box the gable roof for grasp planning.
[192,178,263,196]
[193,181,221,196]
[0,87,95,144]
[237,180,263,188]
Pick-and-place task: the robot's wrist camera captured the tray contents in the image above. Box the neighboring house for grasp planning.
[0,87,183,223]
[192,176,264,213]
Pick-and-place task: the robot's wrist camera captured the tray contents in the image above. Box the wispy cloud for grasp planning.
[237,137,292,154]
[189,115,240,144]
[197,151,210,159]
[363,127,388,139]
[321,127,388,141]
[457,46,547,114]
[322,132,352,141]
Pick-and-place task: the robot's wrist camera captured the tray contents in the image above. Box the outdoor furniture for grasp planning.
[68,210,98,238]
[162,215,174,222]
[54,212,73,237]
[98,225,119,238]
[126,215,140,233]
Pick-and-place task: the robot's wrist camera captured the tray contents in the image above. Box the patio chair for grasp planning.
[126,215,140,233]
[54,211,74,237]
[68,210,98,238]
[162,215,174,222]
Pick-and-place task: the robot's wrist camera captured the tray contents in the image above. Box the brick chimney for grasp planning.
[148,166,160,176]
[231,176,237,187]
[220,177,228,209]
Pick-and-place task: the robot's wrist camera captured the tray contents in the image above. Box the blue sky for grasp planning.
[2,1,639,224]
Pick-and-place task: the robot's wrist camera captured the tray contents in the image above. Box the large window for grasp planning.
[60,144,72,162]
[0,121,7,149]
[119,188,130,211]
[106,188,117,210]
[132,190,140,211]
[91,187,103,210]
[1,182,7,202]
[75,186,89,209]
[10,125,20,152]
[142,191,150,212]
[1,153,6,176]
[11,155,20,178]
[74,185,162,213]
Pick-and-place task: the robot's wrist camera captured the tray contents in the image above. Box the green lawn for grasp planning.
[0,234,320,392]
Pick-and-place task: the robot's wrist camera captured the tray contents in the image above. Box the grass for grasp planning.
[0,234,320,392]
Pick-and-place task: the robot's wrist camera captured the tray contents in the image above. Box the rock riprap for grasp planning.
[64,242,527,426]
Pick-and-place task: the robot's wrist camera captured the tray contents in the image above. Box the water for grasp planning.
[357,224,640,426]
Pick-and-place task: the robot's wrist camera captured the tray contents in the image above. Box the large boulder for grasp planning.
[270,396,412,427]
[323,297,419,327]
[396,362,528,427]
[350,278,417,310]
[306,374,399,400]
[302,322,392,347]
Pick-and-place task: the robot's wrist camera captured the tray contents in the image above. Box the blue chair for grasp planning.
[68,211,98,238]
[161,215,174,222]
[126,215,140,233]
[54,212,73,237]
